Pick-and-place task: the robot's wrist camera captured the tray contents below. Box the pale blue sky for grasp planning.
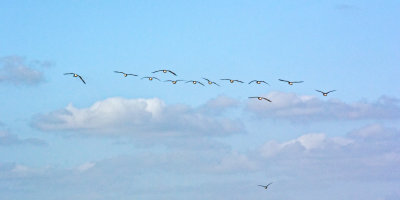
[1,1,400,199]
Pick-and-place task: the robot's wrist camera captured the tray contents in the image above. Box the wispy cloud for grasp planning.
[246,92,400,122]
[0,130,47,146]
[32,97,244,138]
[0,55,52,86]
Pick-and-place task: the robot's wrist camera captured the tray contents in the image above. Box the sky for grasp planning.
[0,0,400,199]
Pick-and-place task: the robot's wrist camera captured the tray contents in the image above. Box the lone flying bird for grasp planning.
[202,78,220,86]
[152,69,177,76]
[278,79,304,85]
[64,73,86,84]
[249,80,270,85]
[258,183,273,190]
[249,97,272,102]
[141,76,160,81]
[186,80,205,86]
[114,71,138,77]
[220,79,244,83]
[316,90,336,96]
[164,80,185,84]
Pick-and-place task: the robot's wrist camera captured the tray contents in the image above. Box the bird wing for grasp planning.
[258,185,266,187]
[220,79,230,81]
[126,74,137,76]
[315,90,324,93]
[78,75,86,84]
[249,97,258,99]
[327,90,336,93]
[168,70,177,76]
[64,73,74,75]
[185,80,193,83]
[266,182,273,186]
[279,79,289,82]
[141,77,149,79]
[292,81,304,83]
[261,81,270,85]
[213,82,220,86]
[114,71,124,74]
[164,80,172,82]
[235,80,244,83]
[152,70,163,73]
[263,98,272,102]
[197,81,205,86]
[202,78,210,81]
[249,80,256,84]
[153,77,160,81]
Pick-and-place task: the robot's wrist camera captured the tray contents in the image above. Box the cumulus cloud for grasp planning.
[246,91,400,121]
[32,97,244,138]
[0,130,47,146]
[257,124,400,181]
[0,55,50,85]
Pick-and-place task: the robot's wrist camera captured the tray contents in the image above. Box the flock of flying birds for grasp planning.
[64,69,330,191]
[64,69,336,103]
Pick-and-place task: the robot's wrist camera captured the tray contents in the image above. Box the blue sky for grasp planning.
[1,1,400,199]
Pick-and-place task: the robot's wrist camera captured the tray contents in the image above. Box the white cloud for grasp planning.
[246,91,400,121]
[0,56,49,85]
[32,97,244,138]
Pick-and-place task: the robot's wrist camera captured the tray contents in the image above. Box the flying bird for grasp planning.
[114,71,138,77]
[152,69,177,76]
[64,73,86,84]
[316,90,336,96]
[249,80,270,85]
[202,78,220,86]
[186,80,205,86]
[220,79,244,83]
[249,97,272,102]
[164,80,185,84]
[258,183,273,190]
[141,76,160,81]
[278,79,304,85]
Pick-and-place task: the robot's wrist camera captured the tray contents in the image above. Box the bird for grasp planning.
[64,73,86,84]
[141,76,160,81]
[249,80,270,85]
[316,90,336,96]
[258,183,273,190]
[152,69,177,76]
[164,80,185,84]
[114,71,138,77]
[220,79,244,83]
[278,79,304,85]
[186,80,205,86]
[249,97,272,102]
[202,78,220,86]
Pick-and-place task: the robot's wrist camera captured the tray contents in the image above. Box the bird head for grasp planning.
[289,82,293,85]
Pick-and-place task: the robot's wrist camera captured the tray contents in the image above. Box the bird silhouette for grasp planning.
[64,73,86,84]
[202,78,220,86]
[152,69,177,76]
[186,80,205,86]
[164,80,185,84]
[258,183,273,190]
[220,79,244,83]
[316,90,336,96]
[249,80,270,85]
[114,71,138,77]
[249,97,272,102]
[141,76,160,81]
[278,79,304,85]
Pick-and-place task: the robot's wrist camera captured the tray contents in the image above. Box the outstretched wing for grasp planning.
[315,90,324,93]
[152,70,163,73]
[78,75,86,84]
[234,80,244,83]
[266,182,273,187]
[167,70,177,76]
[327,90,336,93]
[220,79,230,81]
[197,81,205,86]
[213,82,220,86]
[261,81,270,85]
[114,71,124,74]
[64,73,74,75]
[126,73,138,76]
[263,98,272,102]
[249,80,256,84]
[278,79,289,82]
[292,81,304,83]
[153,77,160,81]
